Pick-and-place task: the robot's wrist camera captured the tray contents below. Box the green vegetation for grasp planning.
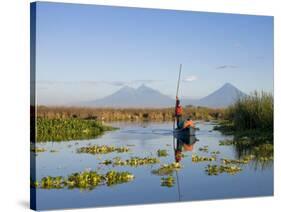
[227,91,273,132]
[36,117,117,142]
[33,170,134,190]
[161,176,175,187]
[152,162,182,176]
[100,157,159,166]
[77,145,129,155]
[192,154,216,162]
[213,91,273,169]
[157,149,168,157]
[31,147,46,153]
[37,105,226,122]
[198,146,209,153]
[215,91,273,142]
[211,151,220,155]
[219,139,251,146]
[205,164,242,175]
[221,155,255,165]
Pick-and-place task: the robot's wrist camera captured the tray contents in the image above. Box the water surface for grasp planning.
[33,121,273,210]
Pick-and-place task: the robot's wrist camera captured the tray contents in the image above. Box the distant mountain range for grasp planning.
[83,83,246,108]
[87,84,174,108]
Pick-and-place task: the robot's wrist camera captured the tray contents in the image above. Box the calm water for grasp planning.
[32,121,273,210]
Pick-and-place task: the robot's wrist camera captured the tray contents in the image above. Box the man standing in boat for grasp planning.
[174,97,195,129]
[175,96,183,128]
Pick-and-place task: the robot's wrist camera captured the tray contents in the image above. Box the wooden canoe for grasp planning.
[173,127,195,140]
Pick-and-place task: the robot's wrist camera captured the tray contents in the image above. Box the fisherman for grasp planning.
[175,96,183,128]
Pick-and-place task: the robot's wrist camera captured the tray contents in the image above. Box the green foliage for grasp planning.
[36,117,116,142]
[105,171,134,186]
[100,157,159,167]
[198,146,209,153]
[192,154,216,162]
[205,164,242,175]
[77,145,129,154]
[157,149,168,157]
[161,175,175,187]
[31,147,46,153]
[221,155,255,165]
[152,162,182,176]
[226,91,273,131]
[35,170,134,190]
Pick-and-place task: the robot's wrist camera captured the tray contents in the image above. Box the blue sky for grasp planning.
[35,2,274,105]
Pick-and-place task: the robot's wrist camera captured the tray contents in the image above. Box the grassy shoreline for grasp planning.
[214,91,273,144]
[37,105,226,122]
[213,91,273,168]
[36,117,117,142]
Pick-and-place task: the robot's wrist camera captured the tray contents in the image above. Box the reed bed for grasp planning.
[36,105,226,121]
[226,91,273,131]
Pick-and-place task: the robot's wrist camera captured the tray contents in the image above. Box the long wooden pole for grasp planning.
[176,64,182,99]
[173,64,182,200]
[173,64,182,130]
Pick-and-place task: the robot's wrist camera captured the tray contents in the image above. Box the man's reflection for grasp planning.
[175,136,197,162]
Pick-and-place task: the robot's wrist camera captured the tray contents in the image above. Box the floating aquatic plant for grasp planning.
[219,139,251,146]
[157,149,168,157]
[221,155,255,165]
[161,175,175,187]
[34,170,134,190]
[105,170,134,186]
[36,117,117,142]
[198,146,209,153]
[192,154,216,162]
[77,145,129,155]
[211,151,220,155]
[205,164,242,175]
[41,176,64,189]
[31,147,46,153]
[152,162,182,176]
[126,144,135,147]
[100,157,159,167]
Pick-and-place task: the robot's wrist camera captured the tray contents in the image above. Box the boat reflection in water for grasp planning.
[174,135,198,162]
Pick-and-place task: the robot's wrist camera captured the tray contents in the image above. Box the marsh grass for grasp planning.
[227,91,273,132]
[37,105,226,121]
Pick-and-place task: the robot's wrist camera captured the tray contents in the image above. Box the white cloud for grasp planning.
[183,75,198,82]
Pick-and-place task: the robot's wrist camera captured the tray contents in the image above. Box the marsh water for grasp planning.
[33,121,273,210]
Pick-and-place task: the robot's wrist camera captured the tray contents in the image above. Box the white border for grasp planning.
[0,0,280,211]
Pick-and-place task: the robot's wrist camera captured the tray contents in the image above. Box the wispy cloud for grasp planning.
[216,65,238,70]
[37,80,161,87]
[183,75,198,82]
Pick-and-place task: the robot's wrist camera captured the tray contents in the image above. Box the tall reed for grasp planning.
[226,91,273,131]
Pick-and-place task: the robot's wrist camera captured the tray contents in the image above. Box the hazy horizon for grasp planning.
[35,2,274,105]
